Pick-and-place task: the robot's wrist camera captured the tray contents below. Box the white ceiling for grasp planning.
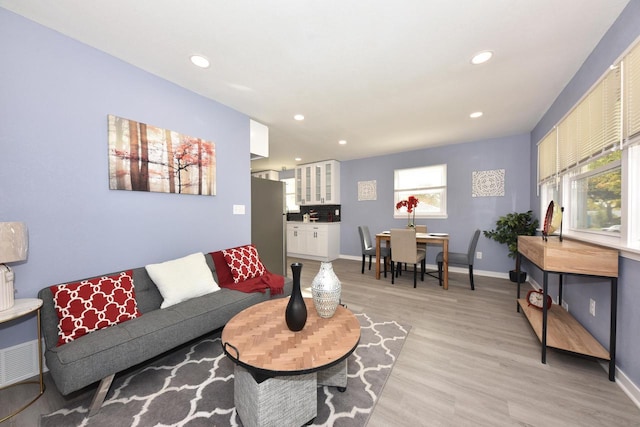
[0,0,630,171]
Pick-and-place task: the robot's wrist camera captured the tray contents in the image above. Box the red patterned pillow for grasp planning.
[222,245,266,284]
[50,270,141,346]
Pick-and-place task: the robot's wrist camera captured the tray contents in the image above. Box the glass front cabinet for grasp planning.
[295,160,340,205]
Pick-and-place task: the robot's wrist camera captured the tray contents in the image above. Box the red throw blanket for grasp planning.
[210,250,284,295]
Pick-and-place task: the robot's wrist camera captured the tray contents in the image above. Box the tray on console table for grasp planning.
[516,236,618,381]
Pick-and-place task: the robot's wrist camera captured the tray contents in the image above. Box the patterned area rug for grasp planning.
[41,312,410,427]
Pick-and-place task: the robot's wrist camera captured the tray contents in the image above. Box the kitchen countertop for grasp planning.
[287,221,341,224]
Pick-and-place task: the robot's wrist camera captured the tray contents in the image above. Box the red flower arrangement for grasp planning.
[396,196,419,227]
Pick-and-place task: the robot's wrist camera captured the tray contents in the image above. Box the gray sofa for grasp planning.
[38,252,292,415]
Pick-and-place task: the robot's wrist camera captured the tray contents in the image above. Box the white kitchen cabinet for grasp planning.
[286,222,340,261]
[294,160,340,205]
[286,223,305,255]
[306,224,327,256]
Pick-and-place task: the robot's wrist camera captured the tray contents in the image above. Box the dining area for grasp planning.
[359,226,481,291]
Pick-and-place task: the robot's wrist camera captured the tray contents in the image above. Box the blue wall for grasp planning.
[530,1,640,387]
[0,9,252,348]
[340,133,531,274]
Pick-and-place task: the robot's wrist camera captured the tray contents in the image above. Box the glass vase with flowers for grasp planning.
[396,196,419,228]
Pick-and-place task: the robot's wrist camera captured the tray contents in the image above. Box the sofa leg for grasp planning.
[89,374,115,417]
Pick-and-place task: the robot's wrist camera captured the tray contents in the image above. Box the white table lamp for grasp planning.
[0,222,29,311]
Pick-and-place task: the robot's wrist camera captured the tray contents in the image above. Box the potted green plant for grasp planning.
[483,210,539,282]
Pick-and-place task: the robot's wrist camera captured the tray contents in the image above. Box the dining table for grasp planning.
[375,231,450,289]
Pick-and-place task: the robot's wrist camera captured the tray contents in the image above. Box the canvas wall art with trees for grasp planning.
[108,115,216,195]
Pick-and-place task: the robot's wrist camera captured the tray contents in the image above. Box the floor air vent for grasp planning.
[0,340,39,387]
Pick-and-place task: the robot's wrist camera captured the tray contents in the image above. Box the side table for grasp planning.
[0,298,45,422]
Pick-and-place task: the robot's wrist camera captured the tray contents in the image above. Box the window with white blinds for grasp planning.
[557,106,577,172]
[625,41,640,142]
[538,62,621,182]
[537,131,557,183]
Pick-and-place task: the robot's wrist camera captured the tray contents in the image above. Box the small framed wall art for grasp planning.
[472,169,505,197]
[358,180,377,201]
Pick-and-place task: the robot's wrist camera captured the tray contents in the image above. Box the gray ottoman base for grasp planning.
[234,365,317,427]
[317,359,348,389]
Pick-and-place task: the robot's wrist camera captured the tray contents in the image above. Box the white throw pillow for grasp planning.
[145,252,220,308]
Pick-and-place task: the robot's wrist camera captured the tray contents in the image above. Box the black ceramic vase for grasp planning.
[286,262,307,331]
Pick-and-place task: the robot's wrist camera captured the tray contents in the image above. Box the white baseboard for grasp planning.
[338,254,510,280]
[614,364,640,408]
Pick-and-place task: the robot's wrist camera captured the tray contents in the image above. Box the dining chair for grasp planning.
[415,224,427,251]
[390,228,426,288]
[400,225,427,272]
[358,226,390,277]
[436,229,481,290]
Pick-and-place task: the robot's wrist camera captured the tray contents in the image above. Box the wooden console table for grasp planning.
[516,236,618,381]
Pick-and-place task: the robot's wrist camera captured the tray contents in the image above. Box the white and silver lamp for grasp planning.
[0,222,29,311]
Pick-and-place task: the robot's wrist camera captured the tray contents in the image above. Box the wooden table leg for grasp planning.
[375,235,381,280]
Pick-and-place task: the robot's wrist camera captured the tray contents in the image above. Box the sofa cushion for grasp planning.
[50,270,141,346]
[145,252,220,308]
[222,245,266,283]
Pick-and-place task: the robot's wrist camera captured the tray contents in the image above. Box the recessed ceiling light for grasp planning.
[190,55,210,68]
[470,111,483,118]
[294,114,305,121]
[338,140,347,145]
[295,157,302,161]
[471,51,493,65]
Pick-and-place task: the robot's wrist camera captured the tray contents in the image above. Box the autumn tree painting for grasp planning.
[108,115,216,195]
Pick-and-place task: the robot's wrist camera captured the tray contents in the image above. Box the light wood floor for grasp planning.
[3,258,639,426]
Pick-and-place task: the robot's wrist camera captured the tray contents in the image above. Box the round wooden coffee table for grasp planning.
[221,298,360,426]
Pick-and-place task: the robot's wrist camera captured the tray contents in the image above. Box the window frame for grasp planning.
[393,164,448,219]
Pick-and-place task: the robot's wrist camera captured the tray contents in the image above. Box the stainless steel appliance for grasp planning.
[251,177,286,276]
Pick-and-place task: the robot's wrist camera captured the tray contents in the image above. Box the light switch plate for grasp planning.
[233,204,245,215]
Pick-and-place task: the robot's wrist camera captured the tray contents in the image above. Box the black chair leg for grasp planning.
[368,255,372,270]
[391,261,395,284]
[469,265,475,290]
[361,255,366,274]
[413,264,417,288]
[383,256,388,278]
[421,259,425,281]
[437,261,443,287]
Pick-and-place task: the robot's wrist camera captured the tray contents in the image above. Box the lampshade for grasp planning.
[0,222,28,263]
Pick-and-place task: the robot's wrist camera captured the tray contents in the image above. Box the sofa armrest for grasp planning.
[38,287,62,351]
